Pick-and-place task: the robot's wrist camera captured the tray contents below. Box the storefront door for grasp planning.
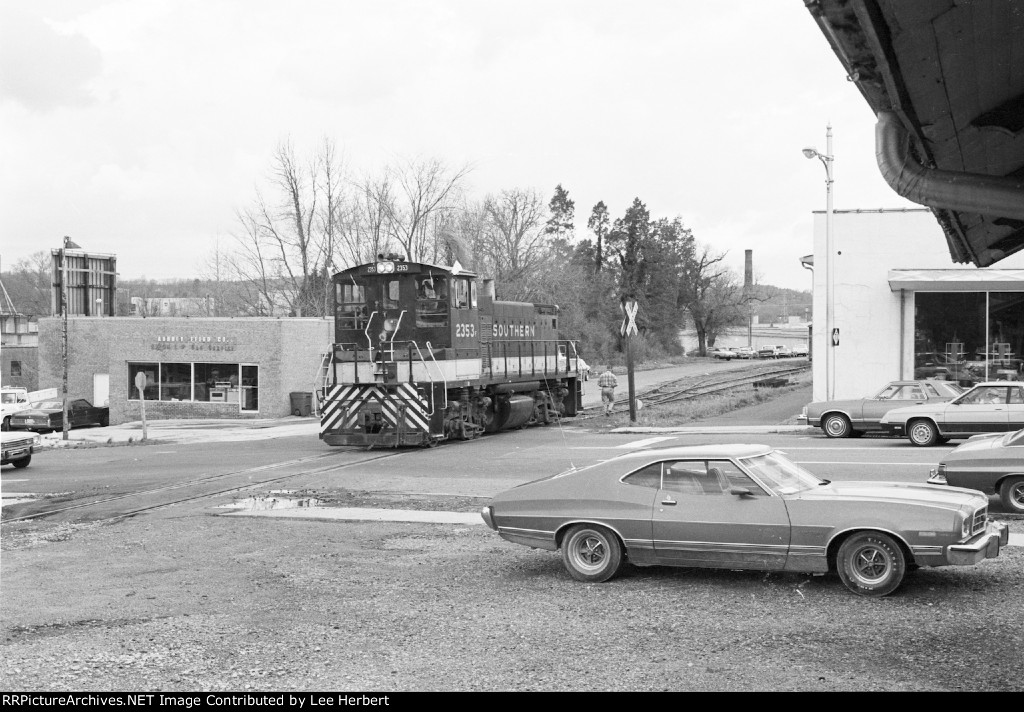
[240,365,258,412]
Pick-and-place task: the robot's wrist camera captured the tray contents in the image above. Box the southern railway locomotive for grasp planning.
[319,255,586,447]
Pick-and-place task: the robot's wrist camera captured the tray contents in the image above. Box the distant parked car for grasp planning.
[730,347,755,359]
[1,431,37,468]
[480,443,1008,597]
[801,380,964,438]
[928,428,1024,513]
[710,347,735,360]
[758,345,788,359]
[791,344,809,357]
[9,399,109,433]
[880,382,1024,446]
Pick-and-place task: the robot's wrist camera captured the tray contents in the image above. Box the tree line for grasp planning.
[1,140,806,364]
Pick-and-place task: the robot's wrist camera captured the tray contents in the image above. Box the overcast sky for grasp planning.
[0,0,923,290]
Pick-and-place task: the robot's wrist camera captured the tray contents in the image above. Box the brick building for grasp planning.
[37,317,331,424]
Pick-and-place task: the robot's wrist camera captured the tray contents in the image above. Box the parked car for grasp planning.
[1,431,37,468]
[800,380,964,438]
[730,347,755,359]
[880,381,1024,446]
[8,399,109,433]
[480,444,1008,597]
[757,345,789,359]
[791,343,809,357]
[928,428,1024,513]
[709,347,735,360]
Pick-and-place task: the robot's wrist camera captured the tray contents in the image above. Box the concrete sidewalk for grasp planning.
[32,416,321,449]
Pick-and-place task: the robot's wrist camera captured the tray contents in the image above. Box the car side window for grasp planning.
[663,461,725,496]
[711,460,769,496]
[622,463,662,490]
[876,385,900,400]
[924,384,941,397]
[1010,387,1024,405]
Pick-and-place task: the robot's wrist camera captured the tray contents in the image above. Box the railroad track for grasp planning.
[577,362,810,420]
[1,450,409,526]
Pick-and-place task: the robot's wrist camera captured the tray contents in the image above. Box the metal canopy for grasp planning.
[805,0,1024,267]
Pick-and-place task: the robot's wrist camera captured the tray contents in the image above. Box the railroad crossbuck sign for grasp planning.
[620,300,639,337]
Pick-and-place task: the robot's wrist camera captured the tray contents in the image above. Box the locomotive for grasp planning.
[319,255,586,447]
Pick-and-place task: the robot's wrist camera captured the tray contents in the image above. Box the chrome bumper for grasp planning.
[947,522,1010,566]
[927,468,946,485]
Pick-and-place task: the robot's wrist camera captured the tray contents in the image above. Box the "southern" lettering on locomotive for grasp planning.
[492,322,536,339]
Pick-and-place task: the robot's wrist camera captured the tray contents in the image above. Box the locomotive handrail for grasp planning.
[363,311,379,360]
[422,340,448,412]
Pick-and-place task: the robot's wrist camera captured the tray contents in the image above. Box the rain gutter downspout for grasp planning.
[875,111,1024,221]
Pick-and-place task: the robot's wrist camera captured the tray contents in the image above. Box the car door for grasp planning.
[941,386,1010,435]
[1007,385,1024,430]
[652,459,791,571]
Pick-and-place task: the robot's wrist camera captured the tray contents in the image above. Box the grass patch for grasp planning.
[587,371,811,429]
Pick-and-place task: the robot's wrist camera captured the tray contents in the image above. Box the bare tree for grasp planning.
[382,157,472,262]
[232,138,350,317]
[479,188,548,299]
[678,244,747,355]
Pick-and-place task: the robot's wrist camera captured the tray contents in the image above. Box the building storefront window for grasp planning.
[915,292,1024,385]
[128,362,258,407]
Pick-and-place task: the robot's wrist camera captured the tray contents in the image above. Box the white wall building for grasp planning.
[808,209,1024,402]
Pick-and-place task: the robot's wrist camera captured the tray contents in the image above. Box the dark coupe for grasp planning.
[9,399,109,433]
[481,444,1008,597]
[929,428,1024,514]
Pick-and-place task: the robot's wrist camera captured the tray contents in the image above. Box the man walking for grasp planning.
[597,368,618,416]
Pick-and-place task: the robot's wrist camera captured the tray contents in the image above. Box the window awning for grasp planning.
[887,269,1024,292]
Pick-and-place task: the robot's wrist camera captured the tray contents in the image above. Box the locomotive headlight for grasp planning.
[375,261,395,274]
[384,317,398,332]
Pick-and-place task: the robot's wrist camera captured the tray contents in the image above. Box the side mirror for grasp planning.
[729,487,752,497]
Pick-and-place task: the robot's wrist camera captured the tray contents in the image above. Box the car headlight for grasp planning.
[961,514,972,539]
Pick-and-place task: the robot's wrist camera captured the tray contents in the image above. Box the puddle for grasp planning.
[217,494,321,511]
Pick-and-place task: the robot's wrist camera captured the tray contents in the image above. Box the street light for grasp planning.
[60,235,82,442]
[803,125,834,400]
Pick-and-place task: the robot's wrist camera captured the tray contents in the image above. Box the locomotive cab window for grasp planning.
[453,277,473,309]
[416,276,448,327]
[336,283,368,330]
[384,279,400,309]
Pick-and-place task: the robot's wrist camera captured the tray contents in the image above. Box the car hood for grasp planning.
[806,399,865,413]
[12,408,59,418]
[945,432,1005,456]
[794,480,983,510]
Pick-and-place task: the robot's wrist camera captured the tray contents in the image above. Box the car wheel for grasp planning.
[836,531,906,597]
[12,454,31,468]
[908,419,940,446]
[822,413,852,438]
[999,476,1024,514]
[560,524,624,583]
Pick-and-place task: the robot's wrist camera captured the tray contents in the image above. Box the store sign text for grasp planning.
[151,335,237,352]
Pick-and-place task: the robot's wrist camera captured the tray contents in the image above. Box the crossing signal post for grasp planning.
[620,299,639,423]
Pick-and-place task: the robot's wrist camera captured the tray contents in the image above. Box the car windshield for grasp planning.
[1004,428,1024,447]
[738,451,824,495]
[2,393,18,404]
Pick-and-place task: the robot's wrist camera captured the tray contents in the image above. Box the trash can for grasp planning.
[289,391,313,417]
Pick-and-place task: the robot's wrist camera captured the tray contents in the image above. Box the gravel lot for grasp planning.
[2,493,1022,692]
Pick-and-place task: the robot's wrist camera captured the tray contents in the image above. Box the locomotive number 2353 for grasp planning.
[455,323,476,339]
